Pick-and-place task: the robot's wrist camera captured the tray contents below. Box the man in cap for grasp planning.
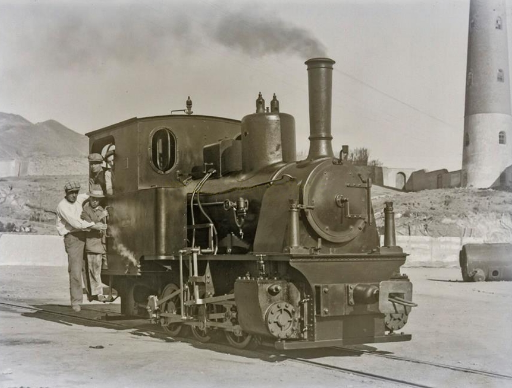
[56,181,107,312]
[88,153,108,195]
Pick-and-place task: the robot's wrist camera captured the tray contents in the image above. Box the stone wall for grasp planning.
[380,167,417,190]
[405,169,447,191]
[0,234,67,266]
[0,159,20,177]
[382,235,485,268]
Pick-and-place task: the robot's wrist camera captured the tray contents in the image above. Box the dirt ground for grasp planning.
[0,266,511,388]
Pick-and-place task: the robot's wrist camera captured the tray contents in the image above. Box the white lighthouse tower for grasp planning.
[462,0,512,188]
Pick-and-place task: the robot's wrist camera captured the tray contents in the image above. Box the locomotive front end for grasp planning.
[233,158,416,348]
[231,58,416,349]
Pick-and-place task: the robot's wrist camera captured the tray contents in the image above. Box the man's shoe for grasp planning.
[72,305,81,312]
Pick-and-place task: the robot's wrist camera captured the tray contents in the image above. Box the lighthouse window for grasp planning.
[496,17,502,29]
[497,69,504,82]
[150,128,176,173]
[499,131,506,144]
[465,133,470,147]
[470,18,475,30]
[467,71,473,87]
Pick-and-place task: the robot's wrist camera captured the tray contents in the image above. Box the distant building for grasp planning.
[371,167,416,190]
[462,0,512,189]
[404,169,462,192]
[358,166,460,192]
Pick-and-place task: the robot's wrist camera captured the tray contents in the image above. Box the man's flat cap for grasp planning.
[64,181,81,192]
[88,153,103,163]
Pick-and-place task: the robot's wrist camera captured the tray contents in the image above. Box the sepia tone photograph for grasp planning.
[0,0,511,387]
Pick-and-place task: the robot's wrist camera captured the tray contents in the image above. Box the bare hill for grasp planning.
[0,112,88,159]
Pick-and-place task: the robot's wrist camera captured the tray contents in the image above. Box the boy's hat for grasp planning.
[88,189,105,198]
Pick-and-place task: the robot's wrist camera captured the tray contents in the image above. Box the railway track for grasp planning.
[335,346,512,381]
[2,301,511,388]
[257,348,434,388]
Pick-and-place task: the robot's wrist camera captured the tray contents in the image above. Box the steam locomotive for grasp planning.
[86,58,415,349]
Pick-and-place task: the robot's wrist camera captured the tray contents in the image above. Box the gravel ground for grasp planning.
[0,266,511,388]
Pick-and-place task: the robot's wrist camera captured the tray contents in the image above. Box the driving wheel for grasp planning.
[160,283,184,336]
[190,304,213,343]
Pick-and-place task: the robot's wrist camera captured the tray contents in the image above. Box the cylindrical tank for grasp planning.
[241,111,296,173]
[460,243,512,281]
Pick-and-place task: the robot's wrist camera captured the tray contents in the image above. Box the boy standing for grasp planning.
[81,189,109,302]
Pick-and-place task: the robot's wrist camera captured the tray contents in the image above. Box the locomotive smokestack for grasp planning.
[305,58,335,160]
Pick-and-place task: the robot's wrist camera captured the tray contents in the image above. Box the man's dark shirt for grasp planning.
[89,169,107,194]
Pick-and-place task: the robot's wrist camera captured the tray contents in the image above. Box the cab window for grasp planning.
[150,128,176,173]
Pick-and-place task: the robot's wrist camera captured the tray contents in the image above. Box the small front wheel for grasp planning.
[225,330,256,349]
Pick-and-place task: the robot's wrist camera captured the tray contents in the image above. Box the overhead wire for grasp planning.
[139,0,463,165]
[141,0,459,139]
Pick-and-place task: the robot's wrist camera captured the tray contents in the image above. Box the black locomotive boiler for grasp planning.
[86,58,416,349]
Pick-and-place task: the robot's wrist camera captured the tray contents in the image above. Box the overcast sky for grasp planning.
[1,0,512,171]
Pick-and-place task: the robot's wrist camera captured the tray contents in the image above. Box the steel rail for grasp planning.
[336,346,512,381]
[283,356,433,388]
[0,301,135,330]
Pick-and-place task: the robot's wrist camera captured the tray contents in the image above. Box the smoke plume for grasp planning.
[1,4,326,74]
[204,10,327,59]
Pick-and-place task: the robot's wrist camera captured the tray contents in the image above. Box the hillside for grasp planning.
[0,112,88,159]
[1,175,511,241]
[372,187,512,242]
[0,174,89,234]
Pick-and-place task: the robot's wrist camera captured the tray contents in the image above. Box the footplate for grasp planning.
[274,333,412,350]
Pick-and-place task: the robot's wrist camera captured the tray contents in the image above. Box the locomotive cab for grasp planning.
[86,114,241,275]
